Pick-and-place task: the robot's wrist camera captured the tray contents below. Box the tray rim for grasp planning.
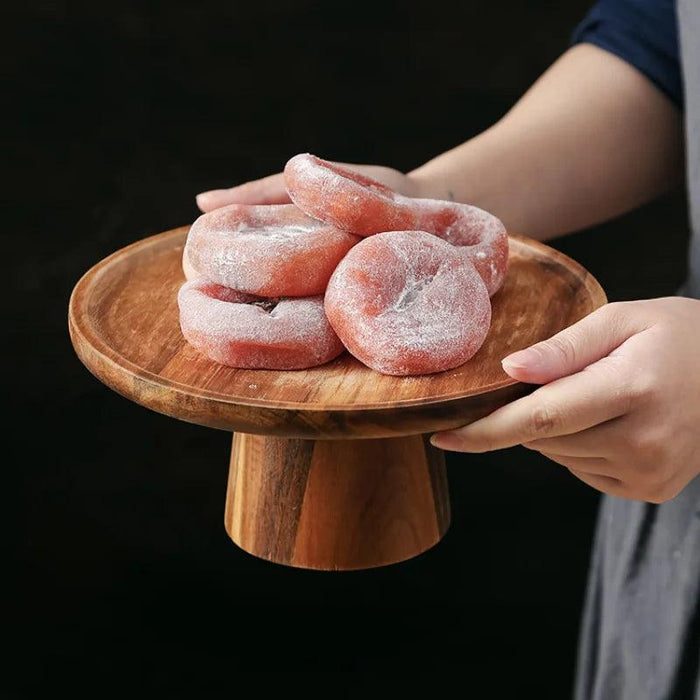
[68,226,607,414]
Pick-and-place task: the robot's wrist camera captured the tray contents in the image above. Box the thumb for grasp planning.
[501,303,637,384]
[196,172,291,212]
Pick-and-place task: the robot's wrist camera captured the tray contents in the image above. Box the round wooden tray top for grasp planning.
[69,227,606,439]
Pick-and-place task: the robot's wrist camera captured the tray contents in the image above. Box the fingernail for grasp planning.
[196,190,228,211]
[430,432,458,450]
[502,348,539,370]
[195,191,212,206]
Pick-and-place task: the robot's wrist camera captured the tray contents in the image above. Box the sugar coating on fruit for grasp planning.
[284,153,508,294]
[182,245,199,280]
[324,231,491,376]
[412,198,509,295]
[184,203,359,297]
[285,154,416,236]
[178,280,344,369]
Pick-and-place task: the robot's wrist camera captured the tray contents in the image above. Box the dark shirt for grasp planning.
[572,0,682,106]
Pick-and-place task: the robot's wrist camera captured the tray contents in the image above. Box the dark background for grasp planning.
[11,1,689,697]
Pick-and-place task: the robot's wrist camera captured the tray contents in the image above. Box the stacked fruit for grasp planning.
[179,153,508,376]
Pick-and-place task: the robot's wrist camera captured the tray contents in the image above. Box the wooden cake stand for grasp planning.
[69,227,606,570]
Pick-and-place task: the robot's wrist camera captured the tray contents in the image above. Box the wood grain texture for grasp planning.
[68,227,607,439]
[225,433,450,570]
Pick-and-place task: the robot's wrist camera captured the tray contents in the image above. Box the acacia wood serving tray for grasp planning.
[69,227,606,439]
[68,226,606,570]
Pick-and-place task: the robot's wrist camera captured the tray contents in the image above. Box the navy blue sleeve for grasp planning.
[571,0,682,107]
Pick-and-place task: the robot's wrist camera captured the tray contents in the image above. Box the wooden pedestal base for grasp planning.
[224,433,451,570]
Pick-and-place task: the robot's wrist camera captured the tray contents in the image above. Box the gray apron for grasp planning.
[574,2,700,698]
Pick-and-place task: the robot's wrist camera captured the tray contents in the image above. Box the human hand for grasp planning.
[195,160,418,212]
[431,298,700,503]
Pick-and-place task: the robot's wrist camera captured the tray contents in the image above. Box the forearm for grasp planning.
[409,44,684,240]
